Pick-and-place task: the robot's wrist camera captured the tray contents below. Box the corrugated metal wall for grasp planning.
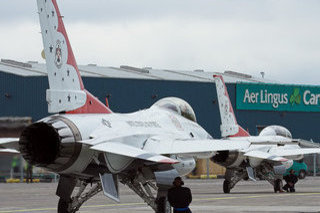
[1,71,319,141]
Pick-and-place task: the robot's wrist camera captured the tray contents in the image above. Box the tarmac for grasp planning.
[0,177,320,213]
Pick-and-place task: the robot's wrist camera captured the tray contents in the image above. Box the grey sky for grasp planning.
[0,0,319,84]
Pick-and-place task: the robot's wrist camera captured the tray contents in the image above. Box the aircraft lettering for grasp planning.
[102,119,112,128]
[126,121,161,128]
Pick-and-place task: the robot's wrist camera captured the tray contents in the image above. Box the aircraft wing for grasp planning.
[143,138,249,156]
[90,142,179,164]
[244,150,288,162]
[0,148,19,154]
[270,148,320,157]
[87,137,249,163]
[0,138,20,151]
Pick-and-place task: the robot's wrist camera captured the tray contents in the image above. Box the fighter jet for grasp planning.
[212,75,320,193]
[0,1,249,212]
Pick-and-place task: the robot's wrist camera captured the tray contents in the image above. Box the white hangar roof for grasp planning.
[0,59,276,84]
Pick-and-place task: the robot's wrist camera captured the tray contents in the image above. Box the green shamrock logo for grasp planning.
[290,88,301,105]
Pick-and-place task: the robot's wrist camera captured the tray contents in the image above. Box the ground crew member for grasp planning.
[11,155,19,175]
[167,176,192,213]
[283,169,298,192]
[25,163,33,183]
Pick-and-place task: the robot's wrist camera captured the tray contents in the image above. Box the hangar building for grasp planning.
[0,59,319,177]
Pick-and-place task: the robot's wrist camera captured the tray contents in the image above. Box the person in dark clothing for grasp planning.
[283,169,298,192]
[167,177,192,213]
[26,163,33,184]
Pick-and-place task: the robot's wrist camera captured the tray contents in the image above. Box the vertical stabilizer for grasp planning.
[213,75,249,138]
[37,0,111,114]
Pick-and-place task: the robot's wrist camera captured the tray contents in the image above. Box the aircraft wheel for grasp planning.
[223,180,231,193]
[273,179,283,193]
[243,176,249,181]
[58,198,73,213]
[156,196,172,213]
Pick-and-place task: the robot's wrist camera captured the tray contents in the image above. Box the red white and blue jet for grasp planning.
[1,1,320,212]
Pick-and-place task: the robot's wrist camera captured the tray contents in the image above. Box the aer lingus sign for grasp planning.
[236,83,320,112]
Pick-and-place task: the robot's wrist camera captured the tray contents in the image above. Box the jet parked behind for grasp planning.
[211,75,320,193]
[1,1,320,212]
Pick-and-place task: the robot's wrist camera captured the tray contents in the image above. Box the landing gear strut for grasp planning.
[56,176,102,213]
[121,176,171,213]
[56,172,172,213]
[256,163,283,193]
[223,168,247,193]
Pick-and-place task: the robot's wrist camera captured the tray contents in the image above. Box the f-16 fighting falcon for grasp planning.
[212,75,320,193]
[1,1,320,212]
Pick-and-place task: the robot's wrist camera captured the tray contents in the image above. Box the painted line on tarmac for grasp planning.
[1,192,320,213]
[194,192,320,202]
[0,202,146,213]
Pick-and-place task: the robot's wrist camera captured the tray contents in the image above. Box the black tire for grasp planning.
[299,170,306,179]
[58,198,70,213]
[156,196,172,213]
[274,179,283,193]
[223,180,231,193]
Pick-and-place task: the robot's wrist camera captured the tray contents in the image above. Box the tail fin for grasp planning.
[37,0,111,114]
[213,75,249,138]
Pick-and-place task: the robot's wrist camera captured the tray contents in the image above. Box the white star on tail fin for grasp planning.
[37,0,111,114]
[213,75,250,138]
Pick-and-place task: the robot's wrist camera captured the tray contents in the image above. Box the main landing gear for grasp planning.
[56,174,172,213]
[256,163,284,193]
[121,175,172,213]
[223,168,247,193]
[57,177,102,213]
[223,164,284,194]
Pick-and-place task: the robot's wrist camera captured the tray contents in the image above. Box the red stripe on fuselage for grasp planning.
[67,90,112,114]
[228,126,250,137]
[159,159,179,164]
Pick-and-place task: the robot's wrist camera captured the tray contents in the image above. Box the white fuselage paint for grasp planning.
[53,107,301,174]
[51,106,210,176]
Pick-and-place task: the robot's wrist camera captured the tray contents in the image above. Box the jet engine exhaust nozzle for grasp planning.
[19,118,82,172]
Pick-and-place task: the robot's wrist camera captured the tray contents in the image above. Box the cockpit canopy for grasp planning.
[153,97,197,122]
[259,125,292,139]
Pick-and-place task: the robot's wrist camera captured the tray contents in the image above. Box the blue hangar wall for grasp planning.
[0,71,319,141]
